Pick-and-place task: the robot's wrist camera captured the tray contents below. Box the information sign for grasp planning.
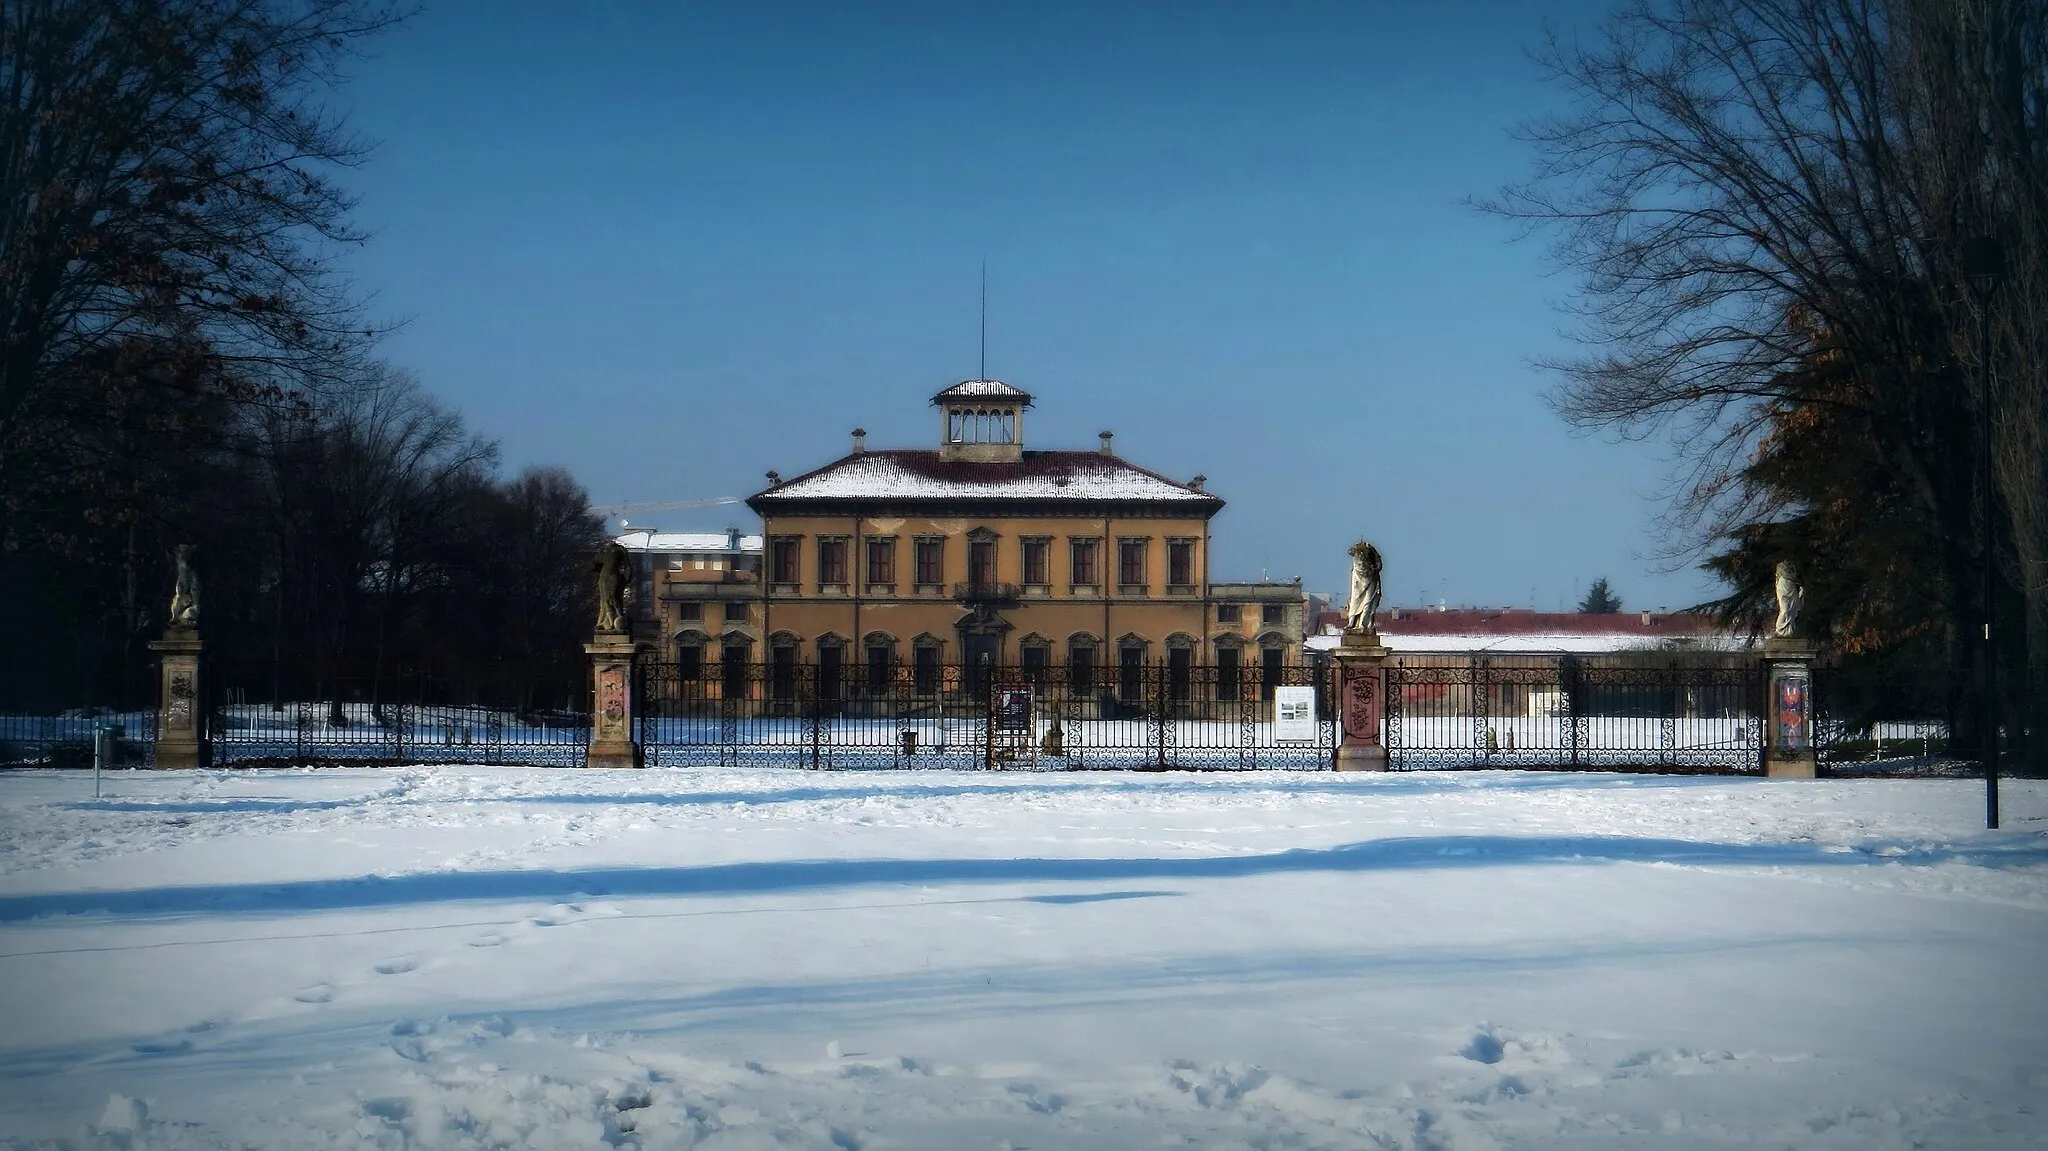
[1273,685,1318,742]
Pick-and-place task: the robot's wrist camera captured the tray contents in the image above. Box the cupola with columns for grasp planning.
[933,379,1031,463]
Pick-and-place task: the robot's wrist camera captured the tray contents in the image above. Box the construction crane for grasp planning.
[590,496,743,530]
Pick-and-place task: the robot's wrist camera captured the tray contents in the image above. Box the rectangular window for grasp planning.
[771,538,799,584]
[724,601,749,622]
[866,645,892,694]
[866,538,894,586]
[915,538,944,585]
[1021,539,1050,585]
[968,540,996,589]
[1262,603,1285,625]
[1167,540,1194,587]
[676,602,702,621]
[913,645,940,694]
[677,643,703,681]
[1217,647,1241,698]
[1070,539,1098,586]
[818,538,847,585]
[1118,540,1147,588]
[1217,603,1241,623]
[1119,646,1143,703]
[1261,647,1284,702]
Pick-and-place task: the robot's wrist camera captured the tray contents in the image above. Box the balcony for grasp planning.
[953,580,1023,605]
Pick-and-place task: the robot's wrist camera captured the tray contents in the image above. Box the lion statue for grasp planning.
[1345,540,1383,634]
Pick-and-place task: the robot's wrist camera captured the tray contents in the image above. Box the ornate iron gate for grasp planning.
[637,659,1336,770]
[1382,654,1763,772]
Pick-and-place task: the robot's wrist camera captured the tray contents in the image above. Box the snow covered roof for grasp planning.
[931,379,1033,406]
[1303,609,1748,654]
[615,531,763,554]
[750,449,1222,510]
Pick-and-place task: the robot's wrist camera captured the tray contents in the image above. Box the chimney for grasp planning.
[765,470,781,488]
[1640,611,1653,625]
[1099,430,1115,456]
[726,526,741,551]
[852,427,866,454]
[1189,473,1206,491]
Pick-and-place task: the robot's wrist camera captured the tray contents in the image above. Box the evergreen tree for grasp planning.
[1577,579,1623,614]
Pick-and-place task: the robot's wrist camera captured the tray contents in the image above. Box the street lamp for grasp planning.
[1960,234,2004,830]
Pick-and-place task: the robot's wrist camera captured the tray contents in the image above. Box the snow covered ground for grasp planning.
[0,766,2044,1150]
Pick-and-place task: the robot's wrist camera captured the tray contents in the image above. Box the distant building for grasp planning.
[1305,607,1742,655]
[616,529,764,681]
[613,379,1312,700]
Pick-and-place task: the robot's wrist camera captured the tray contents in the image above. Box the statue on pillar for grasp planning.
[168,544,200,630]
[1344,540,1383,634]
[593,541,630,635]
[1773,560,1803,638]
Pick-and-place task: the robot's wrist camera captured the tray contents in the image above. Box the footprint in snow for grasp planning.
[374,955,419,975]
[468,932,507,948]
[293,984,334,1004]
[388,1018,435,1062]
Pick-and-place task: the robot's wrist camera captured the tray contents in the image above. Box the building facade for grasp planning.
[713,380,1305,698]
[618,529,765,683]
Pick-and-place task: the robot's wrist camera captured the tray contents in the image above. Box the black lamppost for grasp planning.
[1960,234,2004,830]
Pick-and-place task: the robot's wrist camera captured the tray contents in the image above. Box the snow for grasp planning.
[1307,632,1751,654]
[1,766,2044,1149]
[932,380,1032,401]
[616,533,763,555]
[757,451,1213,503]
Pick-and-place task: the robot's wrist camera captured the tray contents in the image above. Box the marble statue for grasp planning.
[1773,560,1803,638]
[168,544,200,629]
[1345,540,1383,633]
[594,541,631,634]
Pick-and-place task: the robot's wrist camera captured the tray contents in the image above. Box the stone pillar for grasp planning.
[1332,631,1390,771]
[585,635,645,768]
[148,628,204,769]
[1761,639,1818,778]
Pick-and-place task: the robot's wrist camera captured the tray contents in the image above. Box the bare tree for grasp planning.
[1494,0,2048,763]
[0,0,408,546]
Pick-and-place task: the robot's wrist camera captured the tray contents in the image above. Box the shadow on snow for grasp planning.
[2,834,2042,923]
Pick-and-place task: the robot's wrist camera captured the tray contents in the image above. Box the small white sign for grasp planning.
[1273,686,1318,742]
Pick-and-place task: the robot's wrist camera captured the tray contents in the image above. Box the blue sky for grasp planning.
[336,0,1718,612]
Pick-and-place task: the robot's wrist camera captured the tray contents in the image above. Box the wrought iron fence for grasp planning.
[207,662,590,767]
[0,708,157,768]
[0,663,157,768]
[1381,654,1765,773]
[636,659,1338,770]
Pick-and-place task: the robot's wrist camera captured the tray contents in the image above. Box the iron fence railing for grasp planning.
[0,708,157,768]
[206,663,590,767]
[1381,654,1765,773]
[636,659,1338,770]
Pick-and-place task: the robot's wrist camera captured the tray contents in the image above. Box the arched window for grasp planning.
[674,629,709,682]
[1117,634,1150,704]
[863,632,897,695]
[912,634,944,695]
[1068,633,1099,695]
[817,634,846,701]
[1018,633,1052,687]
